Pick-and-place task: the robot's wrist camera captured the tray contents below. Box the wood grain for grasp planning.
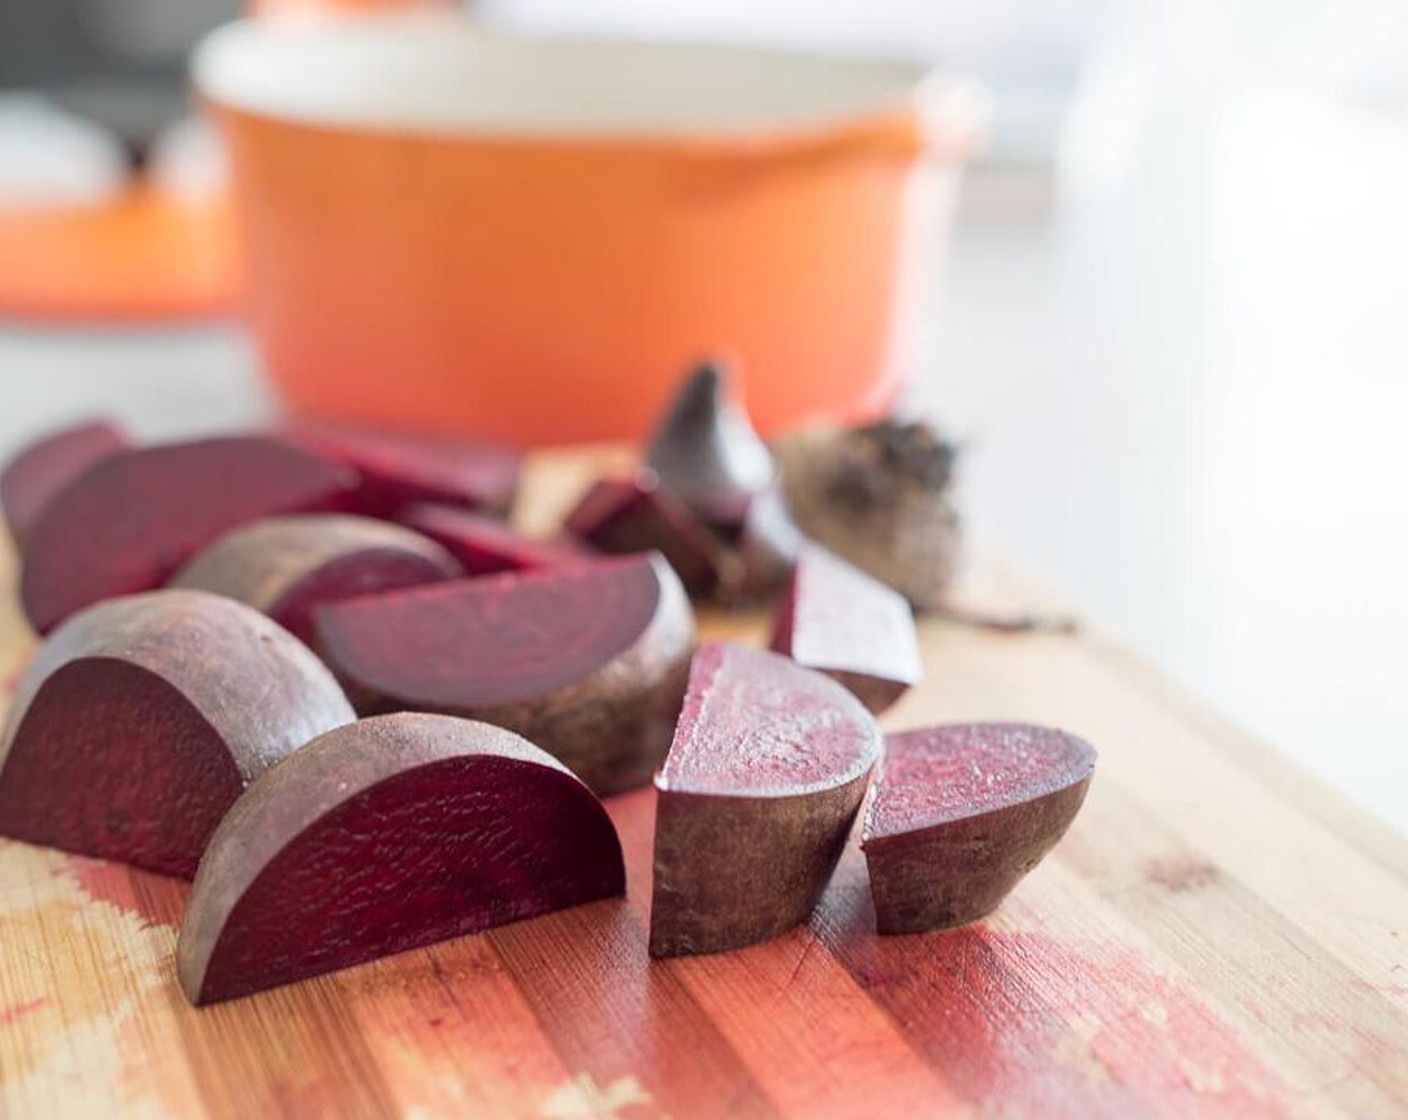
[1,448,1405,1119]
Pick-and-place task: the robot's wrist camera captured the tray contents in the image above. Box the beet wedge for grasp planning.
[315,553,694,796]
[770,543,922,715]
[1,418,127,550]
[288,421,521,518]
[650,643,881,957]
[642,359,774,529]
[0,590,354,878]
[177,712,625,1005]
[170,514,462,645]
[19,436,358,635]
[862,723,1097,933]
[563,472,738,597]
[398,503,592,577]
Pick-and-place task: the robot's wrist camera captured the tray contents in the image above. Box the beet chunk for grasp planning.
[314,553,694,795]
[19,436,358,635]
[170,514,462,645]
[287,421,521,518]
[177,712,625,1005]
[650,643,881,957]
[1,418,128,550]
[563,472,737,597]
[398,503,592,577]
[642,359,774,529]
[862,723,1097,933]
[0,590,354,878]
[770,543,922,714]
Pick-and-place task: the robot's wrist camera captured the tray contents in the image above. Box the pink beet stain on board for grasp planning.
[0,997,47,1026]
[817,864,1284,1120]
[58,854,185,930]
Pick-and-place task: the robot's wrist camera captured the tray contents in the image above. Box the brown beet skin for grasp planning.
[0,418,127,550]
[862,723,1097,933]
[170,514,462,645]
[650,643,881,958]
[0,590,354,878]
[398,503,593,577]
[19,436,358,635]
[770,543,922,715]
[287,421,521,518]
[177,713,625,1005]
[563,472,738,597]
[314,553,695,796]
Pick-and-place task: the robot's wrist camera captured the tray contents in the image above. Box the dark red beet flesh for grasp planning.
[1,418,127,549]
[650,643,880,957]
[563,472,736,597]
[177,713,625,1004]
[19,436,358,635]
[170,514,462,645]
[770,543,922,714]
[398,503,592,577]
[314,553,694,795]
[642,359,774,528]
[0,590,354,878]
[862,723,1097,933]
[728,484,803,602]
[287,421,521,518]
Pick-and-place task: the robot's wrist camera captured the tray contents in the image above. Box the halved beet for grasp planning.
[563,472,738,597]
[1,418,127,549]
[642,359,774,528]
[0,590,354,878]
[169,514,462,645]
[770,543,922,714]
[314,553,694,795]
[650,643,880,957]
[398,503,593,577]
[19,436,358,635]
[177,712,625,1005]
[287,421,521,518]
[862,723,1097,933]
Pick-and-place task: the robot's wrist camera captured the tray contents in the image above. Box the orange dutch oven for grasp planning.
[194,9,980,444]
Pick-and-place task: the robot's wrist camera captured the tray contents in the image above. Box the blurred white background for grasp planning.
[1,0,1405,827]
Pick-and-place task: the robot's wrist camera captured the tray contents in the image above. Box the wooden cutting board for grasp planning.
[1,448,1405,1119]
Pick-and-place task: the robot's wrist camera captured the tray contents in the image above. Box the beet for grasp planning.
[398,503,592,577]
[169,514,462,646]
[177,712,625,1005]
[642,359,774,528]
[19,436,358,635]
[1,418,127,550]
[563,472,738,597]
[862,723,1097,933]
[0,590,354,878]
[727,484,804,603]
[287,421,521,518]
[314,553,694,795]
[650,643,880,957]
[770,543,922,714]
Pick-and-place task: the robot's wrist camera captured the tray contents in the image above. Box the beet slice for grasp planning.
[0,590,354,878]
[862,723,1097,933]
[19,436,358,635]
[398,503,592,577]
[177,712,625,1005]
[169,514,462,645]
[1,418,128,550]
[643,359,774,528]
[726,484,804,603]
[314,553,694,795]
[287,421,521,518]
[769,543,922,714]
[650,642,881,957]
[563,472,738,597]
